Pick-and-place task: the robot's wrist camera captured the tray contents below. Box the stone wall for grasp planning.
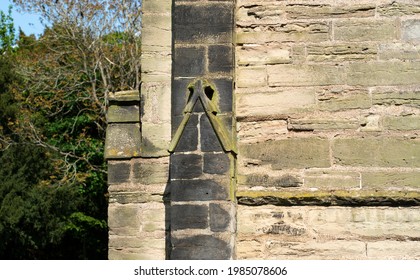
[236,0,420,259]
[105,0,420,260]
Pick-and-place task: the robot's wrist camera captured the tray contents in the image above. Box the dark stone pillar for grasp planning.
[169,0,236,259]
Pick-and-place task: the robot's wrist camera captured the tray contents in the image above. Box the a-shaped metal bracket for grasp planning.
[169,79,236,154]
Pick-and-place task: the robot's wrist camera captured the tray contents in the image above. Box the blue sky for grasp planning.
[1,0,44,37]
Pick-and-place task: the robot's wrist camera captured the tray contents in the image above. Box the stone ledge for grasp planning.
[237,190,420,207]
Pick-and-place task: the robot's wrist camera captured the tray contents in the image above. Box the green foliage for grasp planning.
[0,5,16,53]
[1,7,110,260]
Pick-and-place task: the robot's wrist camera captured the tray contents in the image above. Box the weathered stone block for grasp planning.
[143,0,172,13]
[173,47,206,77]
[372,88,420,107]
[316,87,371,111]
[347,62,420,86]
[142,55,172,77]
[141,14,171,48]
[236,89,315,118]
[288,118,360,131]
[141,82,171,123]
[173,115,199,152]
[239,138,330,169]
[170,154,202,179]
[210,203,231,232]
[132,159,169,185]
[107,105,139,123]
[334,19,397,41]
[171,204,208,230]
[203,153,230,175]
[307,43,377,62]
[108,161,131,184]
[382,116,420,131]
[108,204,140,235]
[237,120,288,143]
[208,45,233,74]
[171,235,231,259]
[174,3,233,44]
[172,79,192,116]
[333,137,420,167]
[402,19,420,41]
[236,239,265,260]
[265,240,366,259]
[268,64,345,87]
[236,22,330,43]
[140,205,167,232]
[212,78,233,113]
[237,4,286,25]
[378,2,420,17]
[236,66,267,88]
[367,241,420,259]
[362,171,420,189]
[200,115,223,152]
[171,179,229,201]
[237,45,291,66]
[105,123,141,159]
[286,4,375,19]
[238,173,303,188]
[379,43,420,61]
[140,122,171,157]
[304,170,360,190]
[108,90,139,102]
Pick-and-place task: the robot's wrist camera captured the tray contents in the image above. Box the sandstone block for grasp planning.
[141,122,171,157]
[237,89,315,118]
[236,66,267,88]
[379,43,420,61]
[307,43,377,62]
[108,204,140,236]
[372,88,420,107]
[105,124,141,159]
[142,14,171,47]
[286,4,375,19]
[108,161,131,185]
[132,158,169,185]
[288,118,360,131]
[171,204,208,230]
[268,64,345,87]
[238,173,303,188]
[402,19,420,41]
[239,138,330,169]
[143,0,172,14]
[333,137,420,167]
[304,170,360,190]
[265,240,367,259]
[107,105,139,123]
[237,45,291,66]
[382,116,420,131]
[362,171,420,189]
[347,62,420,86]
[237,120,288,143]
[316,87,371,111]
[236,21,330,44]
[141,82,171,123]
[171,235,231,260]
[334,19,397,41]
[378,2,420,17]
[367,241,420,259]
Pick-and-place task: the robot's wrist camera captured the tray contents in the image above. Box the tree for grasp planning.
[0,5,15,53]
[0,0,142,259]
